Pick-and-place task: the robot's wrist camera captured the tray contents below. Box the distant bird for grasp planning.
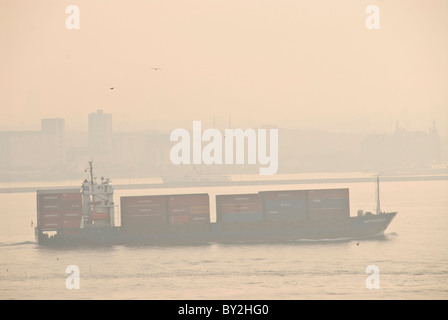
[151,67,162,71]
[356,242,360,246]
[109,87,114,90]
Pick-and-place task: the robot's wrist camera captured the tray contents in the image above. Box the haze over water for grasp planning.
[1,179,447,300]
[1,0,447,301]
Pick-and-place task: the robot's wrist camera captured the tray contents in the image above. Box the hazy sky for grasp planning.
[1,0,447,135]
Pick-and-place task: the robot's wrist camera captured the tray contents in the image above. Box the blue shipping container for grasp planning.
[264,209,307,221]
[263,199,306,211]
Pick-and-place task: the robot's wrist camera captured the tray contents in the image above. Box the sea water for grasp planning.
[0,179,447,300]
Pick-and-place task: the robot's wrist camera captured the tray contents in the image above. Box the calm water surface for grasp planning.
[0,180,447,299]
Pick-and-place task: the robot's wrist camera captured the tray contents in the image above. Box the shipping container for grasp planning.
[263,199,307,211]
[308,208,349,220]
[167,194,209,207]
[39,219,60,231]
[39,212,61,220]
[122,205,167,216]
[308,198,349,209]
[122,214,167,226]
[307,188,350,219]
[220,212,264,223]
[168,214,190,224]
[218,202,264,214]
[188,214,210,224]
[61,211,83,219]
[37,189,82,231]
[167,194,210,218]
[61,219,82,229]
[60,192,82,202]
[260,190,308,221]
[259,190,307,201]
[168,206,190,215]
[264,209,307,221]
[166,205,211,215]
[216,194,263,204]
[38,194,61,202]
[120,195,169,227]
[189,205,210,215]
[216,194,264,223]
[120,195,167,207]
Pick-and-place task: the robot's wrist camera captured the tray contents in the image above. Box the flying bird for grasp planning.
[109,87,114,90]
[151,67,162,71]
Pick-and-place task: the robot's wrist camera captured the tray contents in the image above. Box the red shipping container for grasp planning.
[168,206,189,215]
[216,194,262,205]
[168,214,190,224]
[38,202,61,212]
[189,205,210,215]
[61,193,82,202]
[167,194,209,207]
[218,202,263,214]
[38,200,82,213]
[307,188,349,200]
[61,211,83,220]
[39,212,60,220]
[38,218,60,230]
[38,189,80,203]
[259,190,307,201]
[38,194,61,202]
[188,214,210,224]
[121,195,167,207]
[61,201,82,211]
[122,205,167,216]
[122,214,167,226]
[61,219,82,229]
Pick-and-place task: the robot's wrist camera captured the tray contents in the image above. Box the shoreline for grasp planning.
[1,174,447,194]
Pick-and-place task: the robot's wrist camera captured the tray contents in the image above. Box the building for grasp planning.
[0,118,66,178]
[41,118,66,167]
[88,109,112,156]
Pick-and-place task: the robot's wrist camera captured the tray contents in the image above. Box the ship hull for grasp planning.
[36,212,397,247]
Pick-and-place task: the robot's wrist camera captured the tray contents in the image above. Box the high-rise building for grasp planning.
[0,118,66,172]
[41,118,65,166]
[88,110,112,155]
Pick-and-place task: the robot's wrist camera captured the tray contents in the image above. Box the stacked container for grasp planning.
[167,194,210,224]
[216,194,264,223]
[259,190,308,221]
[307,188,350,220]
[120,195,168,228]
[37,189,82,231]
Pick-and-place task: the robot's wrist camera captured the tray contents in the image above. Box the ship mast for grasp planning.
[88,161,94,186]
[376,174,381,214]
[88,160,94,201]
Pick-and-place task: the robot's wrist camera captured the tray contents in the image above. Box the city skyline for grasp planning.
[0,107,444,182]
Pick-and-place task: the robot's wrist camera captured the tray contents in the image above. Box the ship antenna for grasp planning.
[89,161,94,187]
[376,174,381,214]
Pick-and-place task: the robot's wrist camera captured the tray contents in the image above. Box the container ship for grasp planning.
[35,162,397,246]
